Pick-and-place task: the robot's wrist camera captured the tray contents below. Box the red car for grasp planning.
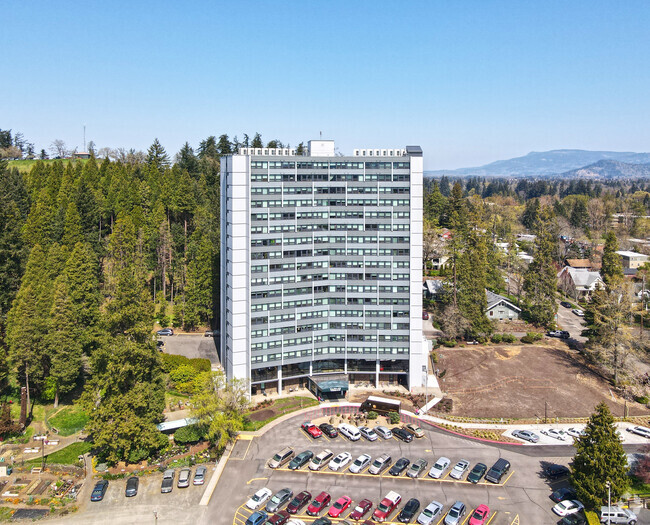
[422,311,429,320]
[349,499,373,520]
[307,491,331,516]
[268,510,290,525]
[328,496,352,518]
[301,422,322,439]
[287,491,311,514]
[469,504,490,525]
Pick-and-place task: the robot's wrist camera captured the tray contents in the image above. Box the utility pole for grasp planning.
[544,401,548,424]
[606,480,611,525]
[641,274,645,338]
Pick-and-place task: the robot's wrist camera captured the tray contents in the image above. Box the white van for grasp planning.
[599,506,637,524]
[338,423,361,441]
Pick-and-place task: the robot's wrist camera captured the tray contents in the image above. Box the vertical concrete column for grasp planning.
[278,365,283,394]
[375,360,380,388]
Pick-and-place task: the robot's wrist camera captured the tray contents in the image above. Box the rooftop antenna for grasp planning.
[320,131,322,139]
[83,125,86,151]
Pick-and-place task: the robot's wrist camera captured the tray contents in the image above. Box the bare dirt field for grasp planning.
[437,343,650,419]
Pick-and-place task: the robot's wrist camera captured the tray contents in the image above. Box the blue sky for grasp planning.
[3,1,650,169]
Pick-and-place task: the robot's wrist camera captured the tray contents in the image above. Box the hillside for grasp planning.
[558,159,650,179]
[428,149,650,178]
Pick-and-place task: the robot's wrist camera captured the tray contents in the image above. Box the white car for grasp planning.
[541,429,567,441]
[417,501,444,525]
[628,426,650,438]
[329,452,352,471]
[572,308,584,317]
[566,427,586,439]
[552,500,584,517]
[246,487,272,510]
[287,521,305,525]
[449,460,470,480]
[349,453,372,474]
[428,457,451,478]
[374,426,393,440]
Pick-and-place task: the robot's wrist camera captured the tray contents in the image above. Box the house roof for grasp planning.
[486,290,521,313]
[616,251,649,259]
[566,259,592,268]
[156,417,198,432]
[562,267,603,289]
[423,279,444,294]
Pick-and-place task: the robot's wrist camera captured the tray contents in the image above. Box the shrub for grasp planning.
[442,340,457,348]
[174,424,206,445]
[490,334,503,343]
[367,411,378,420]
[388,412,400,424]
[430,352,439,363]
[635,395,649,405]
[501,333,517,343]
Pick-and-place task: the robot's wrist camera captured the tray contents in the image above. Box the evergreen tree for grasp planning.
[521,198,540,230]
[571,402,629,508]
[197,136,219,159]
[601,231,623,286]
[62,201,83,248]
[251,133,263,148]
[217,135,232,156]
[523,206,558,327]
[176,142,199,174]
[439,176,451,197]
[296,142,305,155]
[183,235,214,329]
[146,138,170,171]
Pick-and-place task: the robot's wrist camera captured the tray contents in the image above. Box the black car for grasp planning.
[544,464,570,480]
[393,428,414,443]
[389,457,411,476]
[125,476,139,497]
[560,301,572,308]
[467,462,487,483]
[319,423,338,438]
[561,513,587,525]
[312,518,332,525]
[397,498,420,523]
[90,480,109,501]
[289,450,314,470]
[550,487,577,503]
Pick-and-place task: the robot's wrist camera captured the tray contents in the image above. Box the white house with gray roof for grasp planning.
[558,266,604,301]
[486,291,521,320]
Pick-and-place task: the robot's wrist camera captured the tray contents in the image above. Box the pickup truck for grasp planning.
[373,491,401,522]
[161,469,174,493]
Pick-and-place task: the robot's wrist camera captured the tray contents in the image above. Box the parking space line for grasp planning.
[460,512,471,525]
[500,470,515,485]
[230,439,253,461]
[485,511,498,525]
[435,515,446,525]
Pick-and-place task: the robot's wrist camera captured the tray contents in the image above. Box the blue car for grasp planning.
[246,511,268,525]
[90,480,108,501]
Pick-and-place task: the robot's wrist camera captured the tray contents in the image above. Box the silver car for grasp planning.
[449,460,469,480]
[374,426,393,440]
[266,488,293,513]
[428,457,450,479]
[193,465,207,485]
[512,429,539,443]
[177,467,191,488]
[407,458,428,479]
[417,501,443,525]
[359,426,378,441]
[444,501,466,525]
[349,453,372,474]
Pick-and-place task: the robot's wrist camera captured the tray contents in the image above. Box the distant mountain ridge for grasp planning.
[427,149,650,178]
[559,159,650,179]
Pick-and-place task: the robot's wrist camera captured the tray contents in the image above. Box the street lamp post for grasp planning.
[606,480,611,525]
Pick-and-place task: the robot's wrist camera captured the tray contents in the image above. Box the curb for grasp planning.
[198,440,233,506]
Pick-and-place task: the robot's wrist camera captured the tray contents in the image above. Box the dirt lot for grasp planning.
[437,343,650,419]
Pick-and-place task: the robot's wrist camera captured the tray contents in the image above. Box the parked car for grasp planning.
[309,449,333,471]
[193,465,207,485]
[566,428,586,439]
[404,423,425,438]
[161,469,174,493]
[485,458,511,483]
[204,329,217,337]
[398,498,420,523]
[328,496,352,518]
[287,491,312,514]
[541,428,567,441]
[329,452,352,471]
[266,488,294,513]
[550,487,577,503]
[319,423,338,438]
[359,426,378,441]
[572,308,584,317]
[349,453,372,474]
[289,450,313,470]
[599,505,638,524]
[552,500,584,517]
[389,457,411,476]
[268,511,291,525]
[312,518,332,525]
[338,423,361,441]
[374,426,393,440]
[125,476,138,497]
[560,514,587,525]
[269,447,295,468]
[544,464,570,480]
[468,504,490,525]
[287,520,306,525]
[373,491,401,522]
[560,301,572,308]
[627,426,650,438]
[417,501,443,525]
[422,311,429,320]
[177,467,191,488]
[90,480,109,501]
[307,491,331,516]
[246,487,273,510]
[512,429,539,443]
[407,458,428,478]
[428,457,451,478]
[393,427,414,443]
[157,328,174,336]
[369,453,393,475]
[449,460,470,480]
[349,499,373,520]
[301,422,322,439]
[467,462,487,483]
[547,330,570,339]
[246,511,268,525]
[444,501,466,525]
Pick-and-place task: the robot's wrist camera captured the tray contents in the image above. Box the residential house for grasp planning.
[423,279,444,300]
[616,251,649,270]
[557,267,604,301]
[486,291,521,321]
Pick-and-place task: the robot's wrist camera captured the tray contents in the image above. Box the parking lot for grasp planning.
[206,414,582,525]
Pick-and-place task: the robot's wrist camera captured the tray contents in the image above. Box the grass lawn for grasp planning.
[8,158,90,173]
[243,396,318,431]
[25,441,92,466]
[47,405,89,436]
[629,475,650,494]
